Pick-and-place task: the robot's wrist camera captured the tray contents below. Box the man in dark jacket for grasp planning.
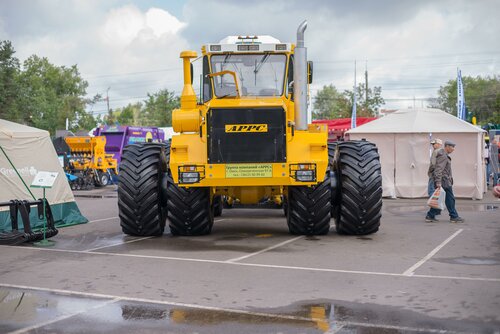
[425,140,464,223]
[427,138,443,196]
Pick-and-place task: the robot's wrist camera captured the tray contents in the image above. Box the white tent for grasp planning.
[0,119,87,231]
[346,108,486,199]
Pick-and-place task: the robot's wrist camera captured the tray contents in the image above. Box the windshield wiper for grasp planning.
[254,53,270,75]
[222,54,231,70]
[254,53,270,85]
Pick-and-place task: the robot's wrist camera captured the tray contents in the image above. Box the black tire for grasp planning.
[167,178,214,236]
[213,195,223,217]
[286,175,331,235]
[334,140,382,235]
[118,143,167,236]
[328,142,339,217]
[98,170,110,186]
[283,196,288,217]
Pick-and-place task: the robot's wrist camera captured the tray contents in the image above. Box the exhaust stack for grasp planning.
[294,20,308,130]
[180,50,198,109]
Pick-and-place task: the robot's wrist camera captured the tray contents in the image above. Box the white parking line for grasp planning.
[83,236,153,252]
[7,297,120,334]
[403,229,463,276]
[2,243,499,282]
[87,216,118,223]
[225,236,303,263]
[0,283,468,334]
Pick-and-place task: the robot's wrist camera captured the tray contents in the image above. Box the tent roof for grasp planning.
[0,119,49,138]
[347,108,485,134]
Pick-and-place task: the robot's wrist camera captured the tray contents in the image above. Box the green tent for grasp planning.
[0,119,87,231]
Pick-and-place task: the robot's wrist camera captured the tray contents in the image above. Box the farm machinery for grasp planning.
[64,136,118,190]
[117,21,382,236]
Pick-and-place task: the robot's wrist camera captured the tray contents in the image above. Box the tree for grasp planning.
[0,41,97,134]
[0,41,21,121]
[140,89,179,127]
[431,75,500,124]
[17,55,91,134]
[313,83,385,119]
[116,102,142,125]
[312,84,350,119]
[343,83,385,117]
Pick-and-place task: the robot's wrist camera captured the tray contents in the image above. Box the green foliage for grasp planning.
[432,75,500,125]
[313,84,349,119]
[343,83,385,117]
[115,102,142,126]
[103,91,178,128]
[0,41,21,121]
[140,89,179,127]
[1,40,180,133]
[0,40,98,134]
[17,55,90,134]
[313,83,384,119]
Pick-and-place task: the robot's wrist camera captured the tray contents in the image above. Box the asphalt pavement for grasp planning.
[0,187,499,333]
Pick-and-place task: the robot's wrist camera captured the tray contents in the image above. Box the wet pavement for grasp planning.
[0,191,499,333]
[2,287,498,333]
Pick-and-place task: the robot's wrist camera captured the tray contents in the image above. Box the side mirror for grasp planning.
[308,61,313,84]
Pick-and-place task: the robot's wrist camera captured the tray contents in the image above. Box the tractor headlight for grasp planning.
[180,172,200,184]
[295,170,314,182]
[290,163,316,182]
[178,165,205,184]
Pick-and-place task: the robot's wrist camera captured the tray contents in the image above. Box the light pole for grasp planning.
[106,87,110,114]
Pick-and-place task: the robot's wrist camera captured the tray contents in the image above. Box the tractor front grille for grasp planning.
[208,108,286,163]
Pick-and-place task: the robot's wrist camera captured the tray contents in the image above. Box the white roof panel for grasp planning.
[347,108,484,134]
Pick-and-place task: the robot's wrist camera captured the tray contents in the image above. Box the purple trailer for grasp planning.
[93,125,165,164]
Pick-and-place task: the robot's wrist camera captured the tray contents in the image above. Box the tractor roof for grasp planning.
[203,35,292,53]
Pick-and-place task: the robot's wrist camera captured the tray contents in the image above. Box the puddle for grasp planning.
[215,234,250,241]
[457,204,499,212]
[0,288,110,333]
[101,300,498,334]
[436,257,500,265]
[388,204,499,214]
[2,287,499,333]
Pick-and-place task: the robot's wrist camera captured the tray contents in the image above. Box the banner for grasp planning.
[351,61,357,129]
[457,68,466,120]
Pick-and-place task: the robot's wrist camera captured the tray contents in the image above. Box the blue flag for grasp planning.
[457,68,466,120]
[351,61,357,129]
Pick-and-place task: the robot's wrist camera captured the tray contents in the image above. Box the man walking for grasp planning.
[426,140,464,223]
[428,138,443,196]
[490,138,499,186]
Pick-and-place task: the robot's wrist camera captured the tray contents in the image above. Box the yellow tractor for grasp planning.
[117,21,382,236]
[65,136,118,188]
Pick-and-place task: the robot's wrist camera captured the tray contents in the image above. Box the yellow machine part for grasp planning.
[64,136,118,173]
[169,99,329,189]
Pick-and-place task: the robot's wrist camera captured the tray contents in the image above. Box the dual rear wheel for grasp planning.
[118,140,382,237]
[118,142,214,236]
[285,140,382,236]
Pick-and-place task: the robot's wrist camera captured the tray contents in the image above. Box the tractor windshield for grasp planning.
[210,54,286,97]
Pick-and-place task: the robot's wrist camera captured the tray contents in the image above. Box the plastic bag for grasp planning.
[427,187,446,210]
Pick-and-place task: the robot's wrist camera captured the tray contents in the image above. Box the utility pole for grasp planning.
[106,87,110,114]
[365,60,368,113]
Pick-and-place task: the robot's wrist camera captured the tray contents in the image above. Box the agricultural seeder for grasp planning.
[64,136,118,190]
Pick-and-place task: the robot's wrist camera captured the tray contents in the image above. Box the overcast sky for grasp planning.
[1,0,499,115]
